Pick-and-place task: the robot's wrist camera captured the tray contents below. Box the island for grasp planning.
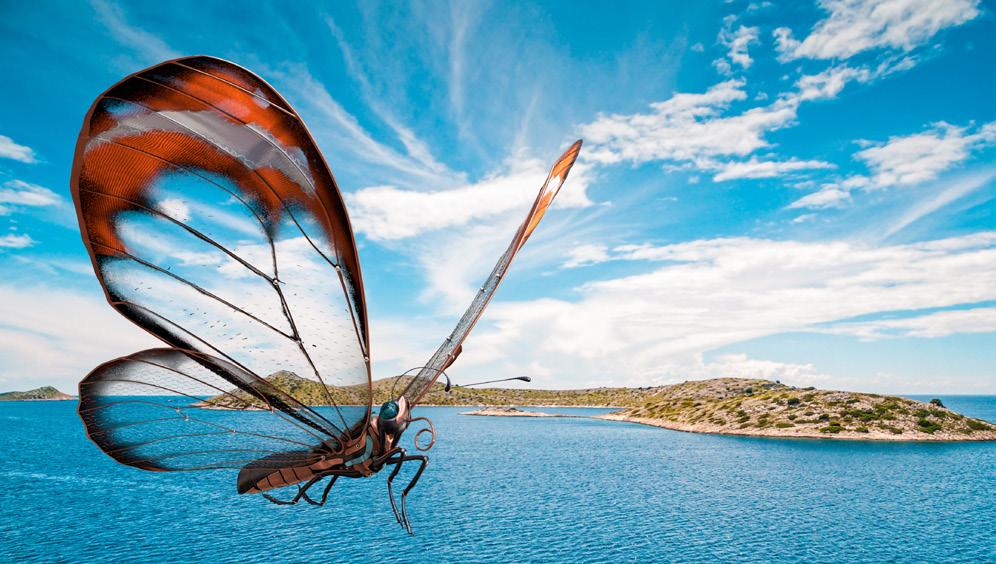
[0,386,76,401]
[462,406,566,417]
[595,378,996,441]
[192,373,993,441]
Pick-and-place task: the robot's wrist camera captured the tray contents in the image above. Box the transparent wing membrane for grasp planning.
[72,57,371,457]
[401,140,582,405]
[78,349,337,472]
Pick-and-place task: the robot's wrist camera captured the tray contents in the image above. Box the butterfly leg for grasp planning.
[399,455,428,535]
[261,475,323,506]
[302,474,338,506]
[385,453,407,526]
[261,487,304,506]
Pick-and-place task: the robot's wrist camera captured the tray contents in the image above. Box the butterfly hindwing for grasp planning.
[78,348,337,472]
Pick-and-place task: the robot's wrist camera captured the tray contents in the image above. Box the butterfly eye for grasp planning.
[379,400,400,420]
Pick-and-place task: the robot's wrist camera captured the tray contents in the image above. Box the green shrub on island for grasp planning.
[917,418,942,434]
[966,420,990,431]
[820,423,844,434]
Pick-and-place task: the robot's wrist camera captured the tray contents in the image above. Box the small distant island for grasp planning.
[0,386,75,401]
[192,373,994,441]
[462,406,568,418]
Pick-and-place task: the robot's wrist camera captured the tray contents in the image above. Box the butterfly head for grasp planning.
[378,396,410,436]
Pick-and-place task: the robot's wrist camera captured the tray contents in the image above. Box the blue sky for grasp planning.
[0,0,994,394]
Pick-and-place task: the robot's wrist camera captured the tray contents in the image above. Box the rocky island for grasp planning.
[597,378,995,441]
[0,386,75,401]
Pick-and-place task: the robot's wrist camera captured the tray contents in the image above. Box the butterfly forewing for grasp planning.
[72,56,371,447]
[401,140,582,406]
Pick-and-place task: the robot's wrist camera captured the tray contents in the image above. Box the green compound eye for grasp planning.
[380,400,399,420]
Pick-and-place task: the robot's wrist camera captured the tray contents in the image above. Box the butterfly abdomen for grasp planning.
[238,461,320,494]
[237,435,378,494]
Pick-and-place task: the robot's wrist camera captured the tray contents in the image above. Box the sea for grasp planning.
[1,396,993,563]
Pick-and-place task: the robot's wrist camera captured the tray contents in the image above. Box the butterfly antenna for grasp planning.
[450,376,531,389]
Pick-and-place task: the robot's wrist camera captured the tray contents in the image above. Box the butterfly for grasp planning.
[71,55,582,534]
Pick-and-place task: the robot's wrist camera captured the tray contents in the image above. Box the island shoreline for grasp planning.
[593,413,996,442]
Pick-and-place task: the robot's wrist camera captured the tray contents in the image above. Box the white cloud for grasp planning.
[747,1,774,12]
[455,233,996,389]
[718,17,760,70]
[787,187,852,210]
[794,55,922,103]
[700,353,830,385]
[0,234,35,249]
[346,147,596,315]
[563,244,610,268]
[774,0,980,61]
[0,180,62,213]
[826,307,996,340]
[796,66,870,101]
[580,63,907,181]
[857,121,996,187]
[788,122,995,211]
[711,157,835,181]
[712,58,733,76]
[581,80,803,170]
[0,135,36,163]
[349,156,593,241]
[0,283,159,391]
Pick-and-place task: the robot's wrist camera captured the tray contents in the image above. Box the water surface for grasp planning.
[0,399,993,562]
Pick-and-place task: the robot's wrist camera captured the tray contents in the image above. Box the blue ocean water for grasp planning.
[1,397,994,563]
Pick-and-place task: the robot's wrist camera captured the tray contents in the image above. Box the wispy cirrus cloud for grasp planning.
[324,15,457,181]
[880,168,996,239]
[265,63,464,189]
[90,0,179,64]
[774,0,980,61]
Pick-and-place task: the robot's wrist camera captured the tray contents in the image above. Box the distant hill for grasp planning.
[194,373,994,441]
[195,371,655,409]
[0,386,75,401]
[599,378,996,441]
